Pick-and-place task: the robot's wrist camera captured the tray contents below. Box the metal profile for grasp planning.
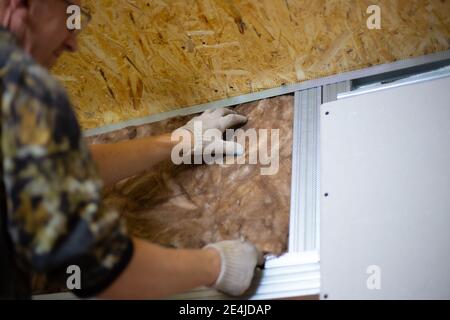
[289,88,322,253]
[169,251,320,300]
[323,81,352,102]
[338,67,450,99]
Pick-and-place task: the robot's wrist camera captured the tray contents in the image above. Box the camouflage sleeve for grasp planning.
[1,63,133,298]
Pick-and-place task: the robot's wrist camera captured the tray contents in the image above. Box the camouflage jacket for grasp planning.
[0,27,133,299]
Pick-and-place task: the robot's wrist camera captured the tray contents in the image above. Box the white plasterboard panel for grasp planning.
[320,76,450,299]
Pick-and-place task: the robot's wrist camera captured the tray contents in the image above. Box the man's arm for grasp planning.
[1,76,137,295]
[90,133,175,187]
[89,108,248,187]
[1,61,261,298]
[98,238,220,299]
[98,238,263,299]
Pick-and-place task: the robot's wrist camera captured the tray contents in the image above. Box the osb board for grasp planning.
[53,0,450,130]
[87,95,293,255]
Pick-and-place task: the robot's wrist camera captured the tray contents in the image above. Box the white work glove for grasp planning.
[204,240,264,296]
[179,108,247,156]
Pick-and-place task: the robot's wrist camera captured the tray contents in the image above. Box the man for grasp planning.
[0,0,262,299]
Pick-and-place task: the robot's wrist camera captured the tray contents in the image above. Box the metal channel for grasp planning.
[338,66,450,99]
[290,81,351,253]
[169,251,320,300]
[290,88,322,252]
[323,81,352,102]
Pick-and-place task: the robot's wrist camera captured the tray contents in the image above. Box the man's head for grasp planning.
[0,0,83,68]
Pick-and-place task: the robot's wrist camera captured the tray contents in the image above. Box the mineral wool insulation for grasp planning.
[87,95,294,255]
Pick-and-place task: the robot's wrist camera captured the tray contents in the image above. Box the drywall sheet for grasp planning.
[87,95,293,254]
[53,0,450,129]
[320,76,450,299]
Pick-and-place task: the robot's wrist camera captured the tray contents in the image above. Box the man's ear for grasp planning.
[6,0,29,11]
[5,0,30,41]
[10,0,29,7]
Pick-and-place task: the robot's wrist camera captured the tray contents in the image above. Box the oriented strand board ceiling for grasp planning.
[53,0,450,129]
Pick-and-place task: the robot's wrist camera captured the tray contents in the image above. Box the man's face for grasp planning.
[4,0,83,68]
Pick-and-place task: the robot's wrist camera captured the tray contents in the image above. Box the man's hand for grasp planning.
[90,108,248,186]
[179,108,248,156]
[204,240,264,296]
[183,108,248,134]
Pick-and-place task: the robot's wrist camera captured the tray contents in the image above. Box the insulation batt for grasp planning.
[87,95,294,255]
